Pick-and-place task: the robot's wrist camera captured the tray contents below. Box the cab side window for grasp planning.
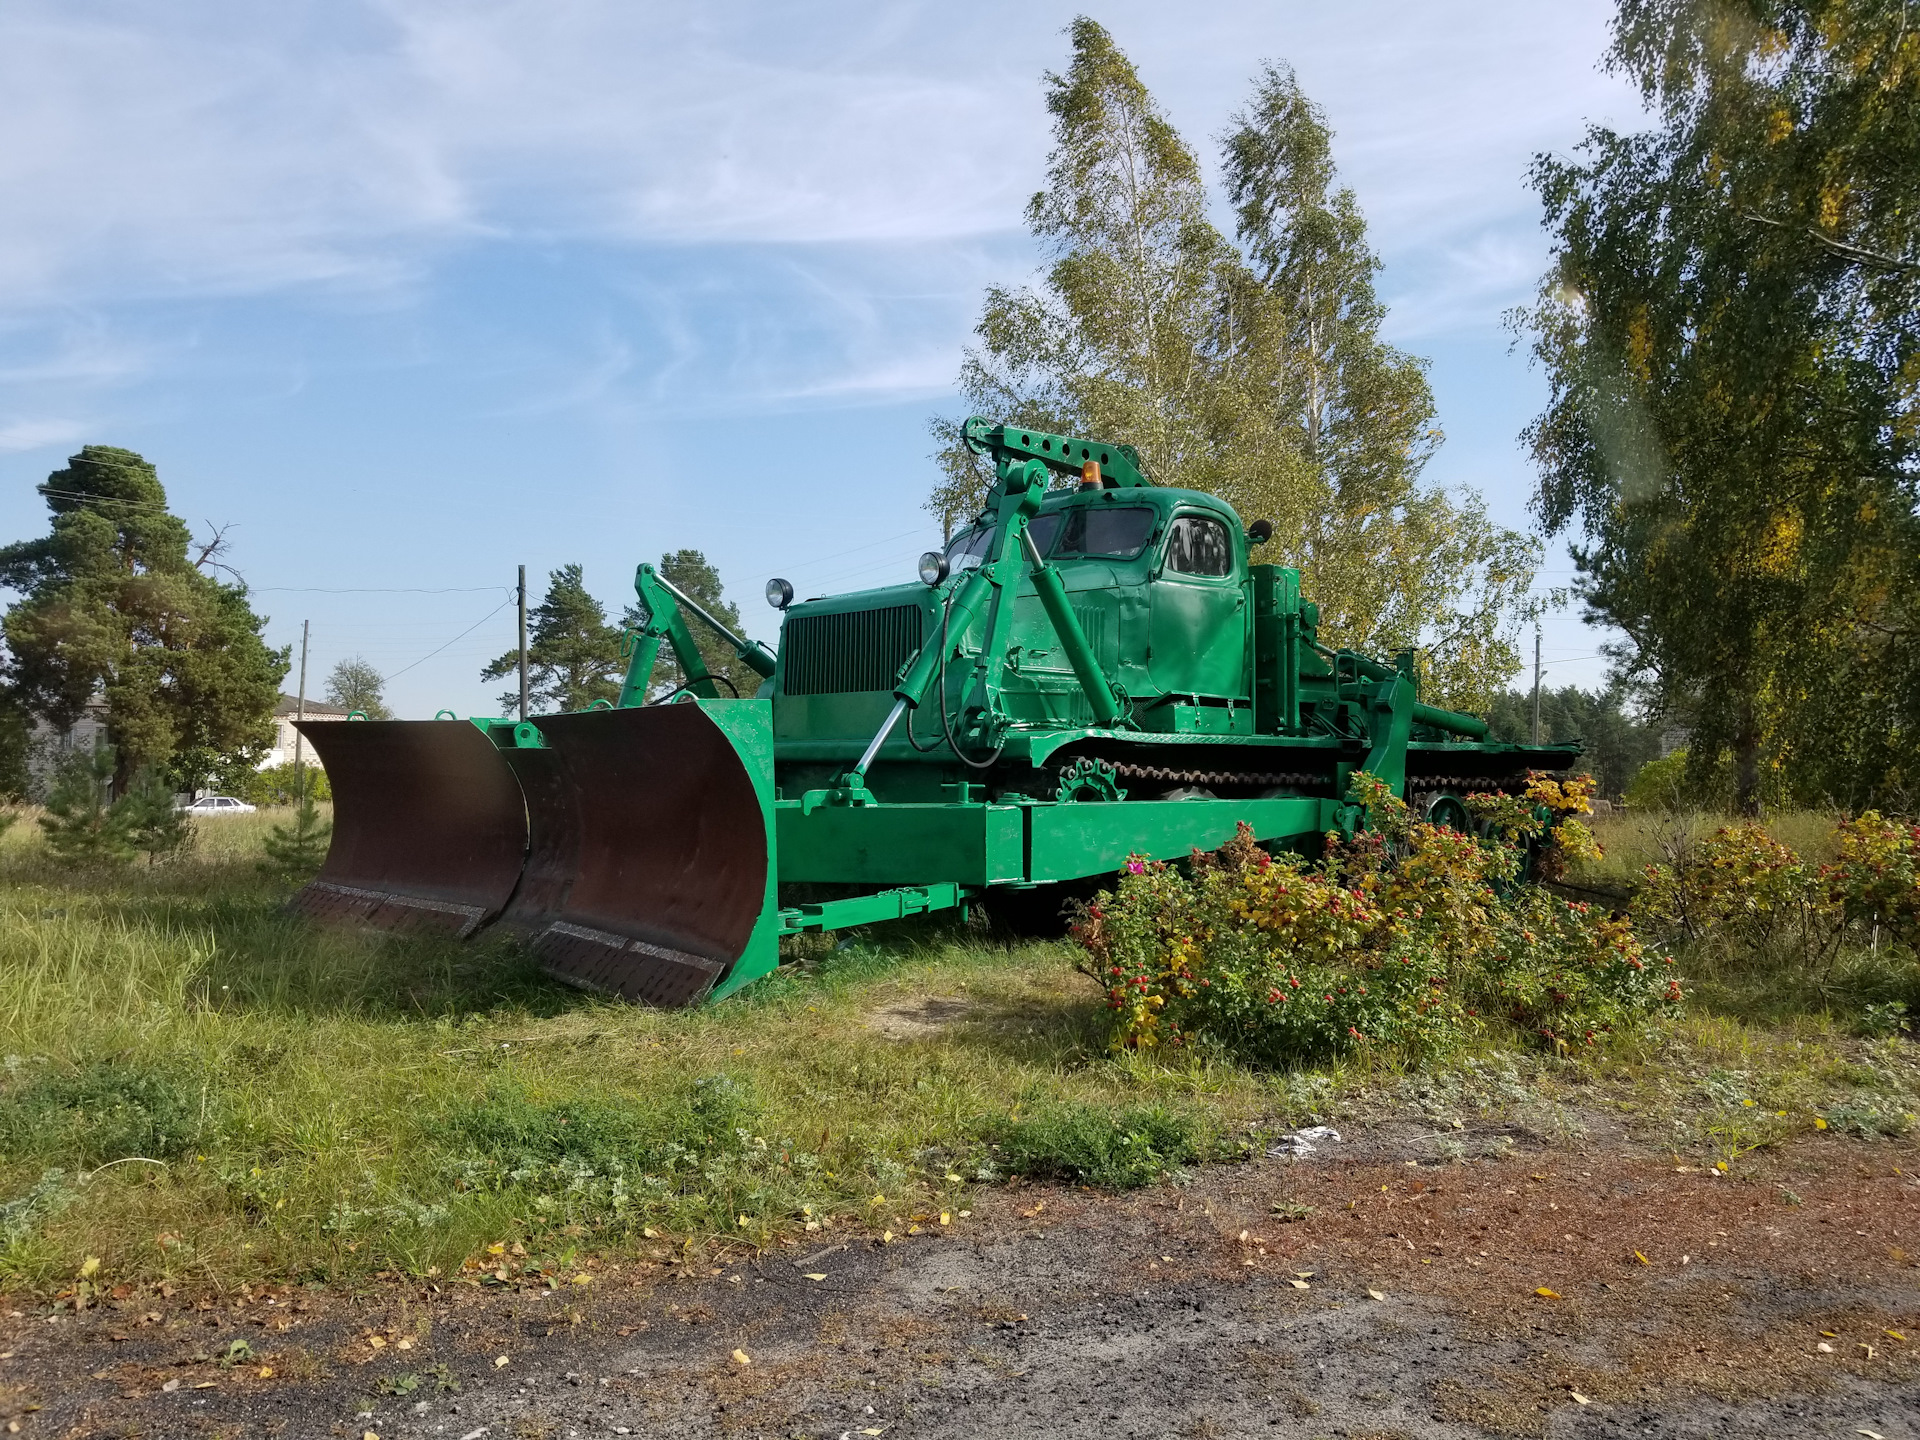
[1165,516,1232,577]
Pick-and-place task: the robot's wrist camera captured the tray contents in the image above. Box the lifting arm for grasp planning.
[618,564,777,707]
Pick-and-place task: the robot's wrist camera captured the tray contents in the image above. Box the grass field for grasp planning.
[0,805,1913,1298]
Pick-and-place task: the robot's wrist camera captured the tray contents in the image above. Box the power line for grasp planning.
[32,486,178,513]
[378,598,516,684]
[255,585,512,595]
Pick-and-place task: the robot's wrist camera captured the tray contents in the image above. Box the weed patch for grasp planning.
[989,1103,1210,1189]
[0,1060,203,1166]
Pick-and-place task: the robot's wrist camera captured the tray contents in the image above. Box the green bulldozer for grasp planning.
[294,418,1575,1006]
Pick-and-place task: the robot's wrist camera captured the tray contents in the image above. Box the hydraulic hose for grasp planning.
[935,587,1004,771]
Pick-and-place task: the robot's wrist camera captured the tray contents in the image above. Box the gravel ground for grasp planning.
[7,1121,1918,1439]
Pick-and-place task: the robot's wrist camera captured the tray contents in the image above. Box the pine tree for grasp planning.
[260,792,331,878]
[0,446,286,794]
[480,565,623,714]
[38,744,134,865]
[116,767,193,862]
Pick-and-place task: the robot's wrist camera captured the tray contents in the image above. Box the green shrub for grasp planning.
[242,763,330,807]
[1071,777,1680,1064]
[1635,811,1920,955]
[0,1061,203,1166]
[990,1103,1208,1189]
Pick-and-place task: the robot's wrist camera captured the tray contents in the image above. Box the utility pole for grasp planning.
[293,619,310,795]
[1530,627,1542,745]
[517,564,529,722]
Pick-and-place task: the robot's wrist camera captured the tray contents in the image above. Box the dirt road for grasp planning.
[8,1122,1918,1439]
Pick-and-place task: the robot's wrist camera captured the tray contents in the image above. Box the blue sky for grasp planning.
[0,0,1647,718]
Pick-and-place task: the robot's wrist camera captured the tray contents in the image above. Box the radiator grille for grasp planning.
[782,605,925,696]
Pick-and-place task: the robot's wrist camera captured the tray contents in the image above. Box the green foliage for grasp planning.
[1487,683,1663,798]
[1073,790,1678,1063]
[323,656,391,719]
[1518,1,1920,812]
[38,745,133,865]
[1625,750,1704,813]
[0,700,30,802]
[259,793,331,877]
[242,761,330,807]
[0,446,286,791]
[1635,811,1920,956]
[118,767,194,863]
[989,1103,1207,1189]
[930,23,1537,710]
[0,1061,203,1166]
[481,563,622,715]
[621,549,755,700]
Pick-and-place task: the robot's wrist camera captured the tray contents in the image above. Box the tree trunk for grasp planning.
[1732,702,1762,817]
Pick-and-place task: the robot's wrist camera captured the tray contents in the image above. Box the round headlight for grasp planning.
[917,550,950,587]
[765,577,794,610]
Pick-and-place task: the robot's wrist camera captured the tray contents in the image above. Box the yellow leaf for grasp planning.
[1287,1279,1310,1290]
[1886,1329,1908,1341]
[1634,1250,1650,1265]
[731,1349,751,1365]
[258,1367,273,1378]
[494,1355,510,1368]
[804,1273,827,1282]
[1816,1117,1829,1130]
[1366,1289,1386,1301]
[368,1336,386,1349]
[642,1227,658,1239]
[395,1337,413,1350]
[736,1215,749,1228]
[487,1242,505,1255]
[1534,1287,1562,1299]
[870,1194,887,1206]
[882,1230,894,1243]
[364,1433,380,1440]
[78,1256,100,1280]
[571,1273,593,1287]
[1571,1391,1590,1405]
[939,1212,950,1225]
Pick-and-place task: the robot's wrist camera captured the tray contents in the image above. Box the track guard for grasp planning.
[501,699,780,1007]
[289,718,529,937]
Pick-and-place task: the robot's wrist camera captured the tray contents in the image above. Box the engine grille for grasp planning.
[782,604,925,696]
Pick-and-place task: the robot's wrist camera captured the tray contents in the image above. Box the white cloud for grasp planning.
[0,0,1651,421]
[0,417,87,453]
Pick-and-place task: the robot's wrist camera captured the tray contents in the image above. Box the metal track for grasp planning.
[1102,760,1330,790]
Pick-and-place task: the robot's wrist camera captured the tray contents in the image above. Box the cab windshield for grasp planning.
[1052,505,1155,560]
[944,513,1063,569]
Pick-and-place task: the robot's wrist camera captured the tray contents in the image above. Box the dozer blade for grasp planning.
[497,699,779,1008]
[289,718,529,938]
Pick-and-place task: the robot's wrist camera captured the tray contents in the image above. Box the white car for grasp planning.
[179,795,257,815]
